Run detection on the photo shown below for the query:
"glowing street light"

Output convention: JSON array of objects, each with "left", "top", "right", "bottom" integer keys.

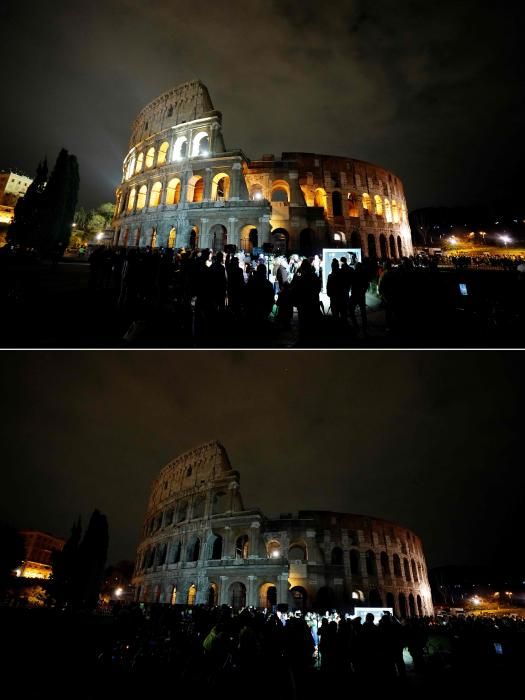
[
  {"left": 449, "top": 236, "right": 458, "bottom": 246},
  {"left": 115, "top": 587, "right": 123, "bottom": 598},
  {"left": 96, "top": 232, "right": 104, "bottom": 241},
  {"left": 500, "top": 234, "right": 511, "bottom": 248}
]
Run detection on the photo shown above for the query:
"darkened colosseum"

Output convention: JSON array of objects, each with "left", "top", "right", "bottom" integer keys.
[
  {"left": 133, "top": 441, "right": 432, "bottom": 617},
  {"left": 113, "top": 80, "right": 413, "bottom": 258}
]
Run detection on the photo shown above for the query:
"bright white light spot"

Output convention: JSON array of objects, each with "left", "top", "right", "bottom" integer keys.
[
  {"left": 115, "top": 587, "right": 123, "bottom": 597},
  {"left": 201, "top": 150, "right": 209, "bottom": 157},
  {"left": 96, "top": 232, "right": 104, "bottom": 240},
  {"left": 271, "top": 550, "right": 280, "bottom": 558},
  {"left": 254, "top": 192, "right": 263, "bottom": 200}
]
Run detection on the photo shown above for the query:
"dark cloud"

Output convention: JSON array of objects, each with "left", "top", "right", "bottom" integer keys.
[
  {"left": 2, "top": 351, "right": 523, "bottom": 570},
  {"left": 2, "top": 1, "right": 523, "bottom": 209}
]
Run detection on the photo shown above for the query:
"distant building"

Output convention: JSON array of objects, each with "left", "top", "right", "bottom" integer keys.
[
  {"left": 0, "top": 171, "right": 33, "bottom": 231},
  {"left": 133, "top": 441, "right": 433, "bottom": 617},
  {"left": 18, "top": 530, "right": 65, "bottom": 579}
]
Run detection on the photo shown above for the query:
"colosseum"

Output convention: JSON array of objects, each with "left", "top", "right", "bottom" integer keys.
[
  {"left": 133, "top": 441, "right": 433, "bottom": 618},
  {"left": 113, "top": 80, "right": 413, "bottom": 258}
]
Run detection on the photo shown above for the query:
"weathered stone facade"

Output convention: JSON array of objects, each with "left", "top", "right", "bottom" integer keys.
[
  {"left": 113, "top": 80, "right": 413, "bottom": 258},
  {"left": 133, "top": 441, "right": 432, "bottom": 617}
]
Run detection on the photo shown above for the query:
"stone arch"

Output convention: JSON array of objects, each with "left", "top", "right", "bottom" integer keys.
[
  {"left": 271, "top": 180, "right": 290, "bottom": 203},
  {"left": 385, "top": 198, "right": 393, "bottom": 223},
  {"left": 157, "top": 141, "right": 169, "bottom": 165},
  {"left": 379, "top": 234, "right": 388, "bottom": 259},
  {"left": 127, "top": 188, "right": 136, "bottom": 212},
  {"left": 316, "top": 586, "right": 337, "bottom": 610},
  {"left": 380, "top": 552, "right": 390, "bottom": 576},
  {"left": 389, "top": 234, "right": 396, "bottom": 258},
  {"left": 230, "top": 581, "right": 246, "bottom": 609},
  {"left": 208, "top": 583, "right": 218, "bottom": 606},
  {"left": 392, "top": 200, "right": 399, "bottom": 223},
  {"left": 211, "top": 172, "right": 230, "bottom": 200},
  {"left": 149, "top": 181, "right": 162, "bottom": 207},
  {"left": 189, "top": 226, "right": 199, "bottom": 250},
  {"left": 170, "top": 585, "right": 177, "bottom": 605},
  {"left": 126, "top": 154, "right": 136, "bottom": 180},
  {"left": 166, "top": 178, "right": 181, "bottom": 205},
  {"left": 288, "top": 543, "right": 307, "bottom": 561},
  {"left": 145, "top": 147, "right": 156, "bottom": 169},
  {"left": 136, "top": 185, "right": 147, "bottom": 210},
  {"left": 393, "top": 554, "right": 402, "bottom": 578},
  {"left": 187, "top": 176, "right": 204, "bottom": 203},
  {"left": 348, "top": 193, "right": 359, "bottom": 217},
  {"left": 398, "top": 592, "right": 407, "bottom": 618},
  {"left": 192, "top": 494, "right": 206, "bottom": 519},
  {"left": 173, "top": 136, "right": 188, "bottom": 161},
  {"left": 397, "top": 236, "right": 403, "bottom": 257},
  {"left": 250, "top": 184, "right": 264, "bottom": 200},
  {"left": 170, "top": 540, "right": 181, "bottom": 564},
  {"left": 416, "top": 594, "right": 423, "bottom": 617},
  {"left": 135, "top": 152, "right": 144, "bottom": 173},
  {"left": 331, "top": 546, "right": 344, "bottom": 566},
  {"left": 314, "top": 187, "right": 328, "bottom": 210},
  {"left": 352, "top": 589, "right": 365, "bottom": 602},
  {"left": 176, "top": 500, "right": 188, "bottom": 523},
  {"left": 367, "top": 233, "right": 377, "bottom": 258},
  {"left": 366, "top": 550, "right": 377, "bottom": 576},
  {"left": 259, "top": 582, "right": 277, "bottom": 608},
  {"left": 210, "top": 533, "right": 223, "bottom": 560},
  {"left": 271, "top": 228, "right": 289, "bottom": 254},
  {"left": 235, "top": 534, "right": 249, "bottom": 559},
  {"left": 411, "top": 559, "right": 418, "bottom": 582},
  {"left": 332, "top": 190, "right": 343, "bottom": 217},
  {"left": 299, "top": 228, "right": 314, "bottom": 256},
  {"left": 156, "top": 542, "right": 167, "bottom": 566},
  {"left": 187, "top": 537, "right": 201, "bottom": 562},
  {"left": 168, "top": 228, "right": 177, "bottom": 249},
  {"left": 192, "top": 131, "right": 210, "bottom": 157},
  {"left": 212, "top": 491, "right": 229, "bottom": 515},
  {"left": 362, "top": 193, "right": 371, "bottom": 214},
  {"left": 290, "top": 586, "right": 307, "bottom": 611},
  {"left": 209, "top": 223, "right": 228, "bottom": 250},
  {"left": 333, "top": 231, "right": 346, "bottom": 247},
  {"left": 350, "top": 548, "right": 360, "bottom": 575},
  {"left": 369, "top": 589, "right": 383, "bottom": 607},
  {"left": 374, "top": 195, "right": 383, "bottom": 216},
  {"left": 187, "top": 584, "right": 197, "bottom": 606},
  {"left": 408, "top": 593, "right": 416, "bottom": 617},
  {"left": 266, "top": 539, "right": 281, "bottom": 558},
  {"left": 403, "top": 558, "right": 411, "bottom": 582},
  {"left": 350, "top": 230, "right": 361, "bottom": 248},
  {"left": 386, "top": 591, "right": 395, "bottom": 612}
]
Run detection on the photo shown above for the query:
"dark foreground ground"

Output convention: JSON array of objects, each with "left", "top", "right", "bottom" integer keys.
[
  {"left": 1, "top": 259, "right": 525, "bottom": 348},
  {"left": 3, "top": 607, "right": 523, "bottom": 699}
]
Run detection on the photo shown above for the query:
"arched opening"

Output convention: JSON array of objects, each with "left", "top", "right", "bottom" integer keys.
[
  {"left": 189, "top": 227, "right": 199, "bottom": 250},
  {"left": 208, "top": 583, "right": 218, "bottom": 606},
  {"left": 348, "top": 193, "right": 359, "bottom": 217},
  {"left": 397, "top": 236, "right": 403, "bottom": 257},
  {"left": 170, "top": 586, "right": 177, "bottom": 605},
  {"left": 393, "top": 554, "right": 402, "bottom": 578},
  {"left": 332, "top": 191, "right": 343, "bottom": 217},
  {"left": 135, "top": 152, "right": 144, "bottom": 173},
  {"left": 249, "top": 228, "right": 258, "bottom": 250},
  {"left": 333, "top": 231, "right": 346, "bottom": 248},
  {"left": 331, "top": 547, "right": 344, "bottom": 566},
  {"left": 366, "top": 550, "right": 377, "bottom": 576},
  {"left": 386, "top": 592, "right": 395, "bottom": 612},
  {"left": 385, "top": 199, "right": 393, "bottom": 223},
  {"left": 374, "top": 195, "right": 383, "bottom": 216},
  {"left": 154, "top": 585, "right": 161, "bottom": 603},
  {"left": 379, "top": 234, "right": 388, "bottom": 259},
  {"left": 187, "top": 176, "right": 204, "bottom": 203},
  {"left": 314, "top": 187, "right": 328, "bottom": 210},
  {"left": 316, "top": 586, "right": 336, "bottom": 610},
  {"left": 362, "top": 193, "right": 371, "bottom": 215},
  {"left": 380, "top": 552, "right": 390, "bottom": 576},
  {"left": 250, "top": 185, "right": 264, "bottom": 201},
  {"left": 235, "top": 534, "right": 249, "bottom": 559},
  {"left": 288, "top": 543, "right": 307, "bottom": 561},
  {"left": 352, "top": 590, "right": 365, "bottom": 602},
  {"left": 157, "top": 543, "right": 167, "bottom": 565},
  {"left": 350, "top": 230, "right": 361, "bottom": 249},
  {"left": 299, "top": 228, "right": 314, "bottom": 257},
  {"left": 411, "top": 560, "right": 418, "bottom": 582},
  {"left": 263, "top": 584, "right": 277, "bottom": 608},
  {"left": 399, "top": 592, "right": 407, "bottom": 618},
  {"left": 157, "top": 141, "right": 169, "bottom": 166},
  {"left": 187, "top": 537, "right": 201, "bottom": 562},
  {"left": 404, "top": 558, "right": 411, "bottom": 582},
  {"left": 192, "top": 495, "right": 206, "bottom": 519},
  {"left": 170, "top": 541, "right": 181, "bottom": 564},
  {"left": 350, "top": 549, "right": 360, "bottom": 575},
  {"left": 192, "top": 132, "right": 210, "bottom": 157},
  {"left": 271, "top": 228, "right": 289, "bottom": 254},
  {"left": 145, "top": 147, "right": 156, "bottom": 169},
  {"left": 271, "top": 187, "right": 289, "bottom": 203},
  {"left": 209, "top": 223, "right": 228, "bottom": 250},
  {"left": 408, "top": 593, "right": 416, "bottom": 617},
  {"left": 176, "top": 501, "right": 188, "bottom": 523},
  {"left": 173, "top": 136, "right": 188, "bottom": 161},
  {"left": 149, "top": 182, "right": 162, "bottom": 207},
  {"left": 367, "top": 233, "right": 377, "bottom": 258},
  {"left": 369, "top": 589, "right": 383, "bottom": 607},
  {"left": 187, "top": 584, "right": 197, "bottom": 606},
  {"left": 126, "top": 154, "right": 136, "bottom": 180},
  {"left": 211, "top": 173, "right": 230, "bottom": 200},
  {"left": 266, "top": 540, "right": 281, "bottom": 559},
  {"left": 212, "top": 491, "right": 229, "bottom": 515},
  {"left": 127, "top": 188, "right": 136, "bottom": 212},
  {"left": 166, "top": 178, "right": 181, "bottom": 205},
  {"left": 290, "top": 586, "right": 307, "bottom": 611},
  {"left": 389, "top": 235, "right": 396, "bottom": 258},
  {"left": 168, "top": 228, "right": 177, "bottom": 249},
  {"left": 416, "top": 594, "right": 423, "bottom": 617},
  {"left": 230, "top": 582, "right": 246, "bottom": 609},
  {"left": 391, "top": 200, "right": 399, "bottom": 223},
  {"left": 164, "top": 508, "right": 174, "bottom": 526},
  {"left": 136, "top": 185, "right": 147, "bottom": 210},
  {"left": 210, "top": 534, "right": 223, "bottom": 560}
]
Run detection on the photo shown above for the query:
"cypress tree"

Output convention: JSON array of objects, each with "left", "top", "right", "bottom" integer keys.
[
  {"left": 73, "top": 509, "right": 109, "bottom": 610},
  {"left": 50, "top": 517, "right": 81, "bottom": 607},
  {"left": 7, "top": 159, "right": 48, "bottom": 248},
  {"left": 40, "top": 149, "right": 80, "bottom": 254}
]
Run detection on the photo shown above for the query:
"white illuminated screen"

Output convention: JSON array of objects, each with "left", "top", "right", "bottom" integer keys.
[
  {"left": 353, "top": 607, "right": 394, "bottom": 624},
  {"left": 321, "top": 248, "right": 362, "bottom": 292}
]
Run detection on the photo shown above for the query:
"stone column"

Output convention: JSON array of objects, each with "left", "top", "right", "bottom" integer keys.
[
  {"left": 227, "top": 217, "right": 238, "bottom": 247},
  {"left": 249, "top": 522, "right": 260, "bottom": 558},
  {"left": 223, "top": 526, "right": 233, "bottom": 559},
  {"left": 259, "top": 215, "right": 271, "bottom": 245},
  {"left": 277, "top": 573, "right": 289, "bottom": 605},
  {"left": 204, "top": 168, "right": 213, "bottom": 201},
  {"left": 288, "top": 171, "right": 305, "bottom": 206},
  {"left": 230, "top": 162, "right": 242, "bottom": 201},
  {"left": 247, "top": 575, "right": 257, "bottom": 607},
  {"left": 219, "top": 575, "right": 229, "bottom": 605}
]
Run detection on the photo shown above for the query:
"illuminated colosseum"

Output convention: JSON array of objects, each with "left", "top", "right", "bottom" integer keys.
[
  {"left": 113, "top": 81, "right": 413, "bottom": 258},
  {"left": 132, "top": 441, "right": 432, "bottom": 617}
]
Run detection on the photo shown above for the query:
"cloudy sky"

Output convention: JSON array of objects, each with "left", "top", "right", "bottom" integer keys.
[
  {"left": 2, "top": 1, "right": 523, "bottom": 210},
  {"left": 2, "top": 351, "right": 523, "bottom": 570}
]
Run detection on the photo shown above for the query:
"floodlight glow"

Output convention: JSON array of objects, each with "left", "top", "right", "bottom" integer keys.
[
  {"left": 271, "top": 549, "right": 280, "bottom": 558},
  {"left": 254, "top": 192, "right": 263, "bottom": 200},
  {"left": 115, "top": 587, "right": 123, "bottom": 597},
  {"left": 500, "top": 235, "right": 511, "bottom": 244},
  {"left": 96, "top": 232, "right": 104, "bottom": 240},
  {"left": 201, "top": 150, "right": 209, "bottom": 157}
]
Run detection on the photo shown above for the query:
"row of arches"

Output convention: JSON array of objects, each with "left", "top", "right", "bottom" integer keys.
[
  {"left": 139, "top": 532, "right": 253, "bottom": 571},
  {"left": 124, "top": 132, "right": 211, "bottom": 179},
  {"left": 347, "top": 549, "right": 424, "bottom": 584},
  {"left": 122, "top": 172, "right": 230, "bottom": 213},
  {"left": 311, "top": 188, "right": 404, "bottom": 224},
  {"left": 143, "top": 492, "right": 232, "bottom": 535}
]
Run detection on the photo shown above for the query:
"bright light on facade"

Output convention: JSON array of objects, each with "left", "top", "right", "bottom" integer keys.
[
  {"left": 115, "top": 587, "right": 123, "bottom": 597},
  {"left": 271, "top": 550, "right": 280, "bottom": 558}
]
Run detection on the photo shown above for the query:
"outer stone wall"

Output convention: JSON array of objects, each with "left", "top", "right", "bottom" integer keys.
[
  {"left": 133, "top": 441, "right": 433, "bottom": 617},
  {"left": 113, "top": 81, "right": 413, "bottom": 258}
]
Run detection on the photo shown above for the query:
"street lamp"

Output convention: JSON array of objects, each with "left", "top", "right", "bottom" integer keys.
[{"left": 500, "top": 235, "right": 511, "bottom": 248}]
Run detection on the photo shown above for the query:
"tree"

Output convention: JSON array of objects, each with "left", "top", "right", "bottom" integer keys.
[
  {"left": 73, "top": 509, "right": 109, "bottom": 610},
  {"left": 86, "top": 213, "right": 107, "bottom": 238},
  {"left": 40, "top": 148, "right": 80, "bottom": 254},
  {"left": 7, "top": 159, "right": 48, "bottom": 248},
  {"left": 97, "top": 202, "right": 115, "bottom": 228},
  {"left": 49, "top": 517, "right": 81, "bottom": 607},
  {"left": 0, "top": 523, "right": 25, "bottom": 593}
]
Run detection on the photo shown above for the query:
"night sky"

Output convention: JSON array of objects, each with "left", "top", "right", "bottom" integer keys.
[
  {"left": 2, "top": 351, "right": 523, "bottom": 571},
  {"left": 2, "top": 1, "right": 524, "bottom": 211}
]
